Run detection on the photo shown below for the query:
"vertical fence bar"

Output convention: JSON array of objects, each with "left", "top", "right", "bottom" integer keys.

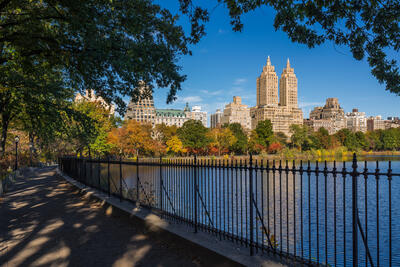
[
  {"left": 375, "top": 161, "right": 380, "bottom": 267},
  {"left": 324, "top": 160, "right": 328, "bottom": 266},
  {"left": 388, "top": 161, "right": 392, "bottom": 267},
  {"left": 249, "top": 154, "right": 254, "bottom": 256},
  {"left": 119, "top": 156, "right": 123, "bottom": 202},
  {"left": 98, "top": 157, "right": 101, "bottom": 190},
  {"left": 363, "top": 161, "right": 368, "bottom": 267},
  {"left": 333, "top": 161, "right": 337, "bottom": 267},
  {"left": 316, "top": 160, "right": 320, "bottom": 264},
  {"left": 194, "top": 155, "right": 198, "bottom": 233},
  {"left": 107, "top": 157, "right": 111, "bottom": 196},
  {"left": 137, "top": 157, "right": 139, "bottom": 203},
  {"left": 160, "top": 156, "right": 163, "bottom": 211},
  {"left": 352, "top": 153, "right": 358, "bottom": 267}
]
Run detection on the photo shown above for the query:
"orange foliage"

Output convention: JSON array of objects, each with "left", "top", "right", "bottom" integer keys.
[
  {"left": 107, "top": 120, "right": 163, "bottom": 157},
  {"left": 268, "top": 142, "right": 283, "bottom": 154}
]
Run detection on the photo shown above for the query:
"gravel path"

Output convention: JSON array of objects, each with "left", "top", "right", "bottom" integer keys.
[{"left": 0, "top": 167, "right": 240, "bottom": 267}]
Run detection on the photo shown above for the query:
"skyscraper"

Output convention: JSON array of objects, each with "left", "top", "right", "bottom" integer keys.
[
  {"left": 279, "top": 59, "right": 298, "bottom": 108},
  {"left": 256, "top": 56, "right": 279, "bottom": 107},
  {"left": 251, "top": 57, "right": 303, "bottom": 137}
]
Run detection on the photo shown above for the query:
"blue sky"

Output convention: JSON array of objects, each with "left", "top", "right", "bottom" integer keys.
[{"left": 127, "top": 2, "right": 399, "bottom": 124}]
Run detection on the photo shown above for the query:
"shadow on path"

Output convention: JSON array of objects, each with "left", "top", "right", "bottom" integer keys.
[{"left": 0, "top": 167, "right": 240, "bottom": 267}]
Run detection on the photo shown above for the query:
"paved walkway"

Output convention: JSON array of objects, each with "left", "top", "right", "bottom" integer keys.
[{"left": 0, "top": 167, "right": 240, "bottom": 267}]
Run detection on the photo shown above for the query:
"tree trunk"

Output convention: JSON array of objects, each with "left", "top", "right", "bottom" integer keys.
[{"left": 0, "top": 115, "right": 10, "bottom": 157}]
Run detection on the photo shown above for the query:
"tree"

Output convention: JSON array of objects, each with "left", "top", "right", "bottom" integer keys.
[
  {"left": 179, "top": 0, "right": 400, "bottom": 96},
  {"left": 268, "top": 142, "right": 283, "bottom": 154},
  {"left": 166, "top": 135, "right": 187, "bottom": 155},
  {"left": 0, "top": 58, "right": 71, "bottom": 156},
  {"left": 177, "top": 120, "right": 210, "bottom": 154},
  {"left": 313, "top": 127, "right": 339, "bottom": 150},
  {"left": 65, "top": 101, "right": 118, "bottom": 157},
  {"left": 107, "top": 120, "right": 158, "bottom": 157},
  {"left": 225, "top": 123, "right": 248, "bottom": 154},
  {"left": 290, "top": 125, "right": 308, "bottom": 151},
  {"left": 382, "top": 128, "right": 400, "bottom": 151},
  {"left": 207, "top": 128, "right": 237, "bottom": 156},
  {"left": 274, "top": 132, "right": 288, "bottom": 146},
  {"left": 154, "top": 124, "right": 178, "bottom": 145},
  {"left": 248, "top": 131, "right": 264, "bottom": 154},
  {"left": 366, "top": 130, "right": 384, "bottom": 151},
  {"left": 254, "top": 120, "right": 274, "bottom": 148},
  {"left": 0, "top": 0, "right": 208, "bottom": 113}
]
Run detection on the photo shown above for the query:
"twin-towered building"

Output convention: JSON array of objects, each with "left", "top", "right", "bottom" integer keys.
[
  {"left": 250, "top": 57, "right": 303, "bottom": 136},
  {"left": 210, "top": 57, "right": 303, "bottom": 136}
]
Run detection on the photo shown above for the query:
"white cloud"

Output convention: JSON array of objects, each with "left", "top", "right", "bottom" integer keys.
[
  {"left": 201, "top": 89, "right": 223, "bottom": 96},
  {"left": 233, "top": 78, "right": 247, "bottom": 85},
  {"left": 177, "top": 95, "right": 203, "bottom": 103},
  {"left": 298, "top": 101, "right": 324, "bottom": 108}
]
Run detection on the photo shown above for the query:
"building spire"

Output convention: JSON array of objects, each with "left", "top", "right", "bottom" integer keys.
[
  {"left": 267, "top": 56, "right": 271, "bottom": 66},
  {"left": 286, "top": 58, "right": 290, "bottom": 68}
]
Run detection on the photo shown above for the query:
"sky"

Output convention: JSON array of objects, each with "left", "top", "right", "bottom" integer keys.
[{"left": 125, "top": 2, "right": 400, "bottom": 125}]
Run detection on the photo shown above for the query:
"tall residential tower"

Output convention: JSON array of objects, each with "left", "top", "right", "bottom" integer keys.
[
  {"left": 251, "top": 57, "right": 303, "bottom": 137},
  {"left": 279, "top": 59, "right": 298, "bottom": 108},
  {"left": 257, "top": 56, "right": 279, "bottom": 107}
]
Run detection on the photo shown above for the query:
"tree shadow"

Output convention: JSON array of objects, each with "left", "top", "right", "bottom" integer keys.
[{"left": 0, "top": 167, "right": 240, "bottom": 267}]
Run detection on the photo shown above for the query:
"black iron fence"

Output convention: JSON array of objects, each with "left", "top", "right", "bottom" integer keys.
[{"left": 59, "top": 154, "right": 399, "bottom": 266}]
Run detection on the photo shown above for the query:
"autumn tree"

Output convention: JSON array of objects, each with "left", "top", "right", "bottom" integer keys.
[
  {"left": 207, "top": 128, "right": 237, "bottom": 156},
  {"left": 224, "top": 123, "right": 248, "bottom": 154},
  {"left": 166, "top": 135, "right": 187, "bottom": 155},
  {"left": 154, "top": 124, "right": 178, "bottom": 145},
  {"left": 107, "top": 120, "right": 158, "bottom": 157}
]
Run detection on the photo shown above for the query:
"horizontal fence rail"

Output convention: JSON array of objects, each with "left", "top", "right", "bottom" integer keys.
[{"left": 59, "top": 154, "right": 399, "bottom": 266}]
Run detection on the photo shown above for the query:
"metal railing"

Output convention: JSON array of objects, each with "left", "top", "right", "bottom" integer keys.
[{"left": 59, "top": 154, "right": 399, "bottom": 266}]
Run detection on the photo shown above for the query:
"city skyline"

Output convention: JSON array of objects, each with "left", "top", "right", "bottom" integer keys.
[
  {"left": 140, "top": 55, "right": 398, "bottom": 127},
  {"left": 144, "top": 1, "right": 399, "bottom": 123}
]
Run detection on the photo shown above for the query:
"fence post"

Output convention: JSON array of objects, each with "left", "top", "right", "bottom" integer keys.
[
  {"left": 119, "top": 156, "right": 123, "bottom": 202},
  {"left": 194, "top": 155, "right": 198, "bottom": 233},
  {"left": 98, "top": 157, "right": 101, "bottom": 190},
  {"left": 249, "top": 153, "right": 254, "bottom": 256},
  {"left": 352, "top": 153, "right": 358, "bottom": 267},
  {"left": 136, "top": 156, "right": 140, "bottom": 204},
  {"left": 84, "top": 158, "right": 87, "bottom": 185},
  {"left": 159, "top": 156, "right": 163, "bottom": 211},
  {"left": 107, "top": 157, "right": 111, "bottom": 197}
]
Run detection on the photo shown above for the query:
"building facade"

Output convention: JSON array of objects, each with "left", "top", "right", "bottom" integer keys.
[
  {"left": 155, "top": 109, "right": 188, "bottom": 127},
  {"left": 310, "top": 98, "right": 345, "bottom": 120},
  {"left": 367, "top": 116, "right": 385, "bottom": 131},
  {"left": 124, "top": 85, "right": 156, "bottom": 125},
  {"left": 221, "top": 96, "right": 251, "bottom": 129},
  {"left": 185, "top": 104, "right": 207, "bottom": 127},
  {"left": 345, "top": 108, "right": 367, "bottom": 132},
  {"left": 304, "top": 118, "right": 346, "bottom": 135},
  {"left": 75, "top": 89, "right": 116, "bottom": 115},
  {"left": 210, "top": 109, "right": 223, "bottom": 128},
  {"left": 307, "top": 98, "right": 346, "bottom": 134},
  {"left": 250, "top": 57, "right": 303, "bottom": 137}
]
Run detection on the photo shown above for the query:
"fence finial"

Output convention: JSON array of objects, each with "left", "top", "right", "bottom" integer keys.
[{"left": 352, "top": 152, "right": 357, "bottom": 169}]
